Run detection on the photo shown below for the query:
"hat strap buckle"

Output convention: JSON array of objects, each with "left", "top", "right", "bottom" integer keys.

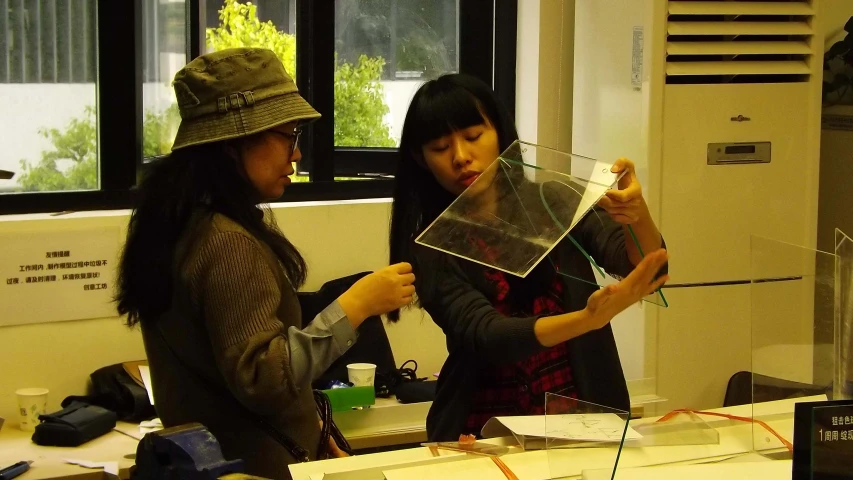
[{"left": 217, "top": 91, "right": 255, "bottom": 113}]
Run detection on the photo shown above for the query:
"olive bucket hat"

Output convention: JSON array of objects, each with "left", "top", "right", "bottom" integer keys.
[{"left": 170, "top": 47, "right": 320, "bottom": 151}]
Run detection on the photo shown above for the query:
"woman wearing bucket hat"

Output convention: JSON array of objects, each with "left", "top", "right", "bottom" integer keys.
[{"left": 116, "top": 48, "right": 415, "bottom": 478}]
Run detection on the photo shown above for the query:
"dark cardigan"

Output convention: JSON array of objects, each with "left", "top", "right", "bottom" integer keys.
[{"left": 415, "top": 186, "right": 666, "bottom": 441}]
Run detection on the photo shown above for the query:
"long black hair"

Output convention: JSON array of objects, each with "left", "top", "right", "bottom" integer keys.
[
  {"left": 388, "top": 74, "right": 523, "bottom": 321},
  {"left": 116, "top": 139, "right": 307, "bottom": 327}
]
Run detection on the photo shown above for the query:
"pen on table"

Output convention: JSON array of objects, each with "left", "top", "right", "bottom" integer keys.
[{"left": 0, "top": 460, "right": 33, "bottom": 480}]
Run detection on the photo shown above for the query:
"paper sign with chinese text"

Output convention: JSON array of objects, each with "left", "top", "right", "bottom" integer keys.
[{"left": 0, "top": 228, "right": 121, "bottom": 326}]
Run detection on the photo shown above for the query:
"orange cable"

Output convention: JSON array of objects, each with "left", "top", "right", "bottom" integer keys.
[{"left": 656, "top": 409, "right": 793, "bottom": 452}]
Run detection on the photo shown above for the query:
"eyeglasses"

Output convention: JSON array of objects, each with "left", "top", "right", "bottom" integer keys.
[{"left": 269, "top": 126, "right": 302, "bottom": 154}]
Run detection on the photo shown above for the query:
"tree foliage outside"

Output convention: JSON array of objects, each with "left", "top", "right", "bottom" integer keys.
[
  {"left": 334, "top": 53, "right": 395, "bottom": 148},
  {"left": 17, "top": 106, "right": 179, "bottom": 192},
  {"left": 206, "top": 0, "right": 297, "bottom": 76},
  {"left": 18, "top": 0, "right": 394, "bottom": 192}
]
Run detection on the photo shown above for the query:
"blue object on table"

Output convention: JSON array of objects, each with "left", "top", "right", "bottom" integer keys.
[
  {"left": 0, "top": 461, "right": 32, "bottom": 480},
  {"left": 324, "top": 380, "right": 351, "bottom": 389},
  {"left": 131, "top": 423, "right": 243, "bottom": 480}
]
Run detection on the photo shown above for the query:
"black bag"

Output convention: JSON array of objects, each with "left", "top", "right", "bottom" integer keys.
[
  {"left": 299, "top": 272, "right": 397, "bottom": 393},
  {"left": 64, "top": 361, "right": 156, "bottom": 422},
  {"left": 32, "top": 401, "right": 117, "bottom": 446}
]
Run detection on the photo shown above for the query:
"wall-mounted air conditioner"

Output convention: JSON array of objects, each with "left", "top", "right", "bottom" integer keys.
[{"left": 572, "top": 0, "right": 823, "bottom": 412}]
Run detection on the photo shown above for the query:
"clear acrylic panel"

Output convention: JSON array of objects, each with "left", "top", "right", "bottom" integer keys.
[
  {"left": 835, "top": 229, "right": 853, "bottom": 400},
  {"left": 545, "top": 393, "right": 628, "bottom": 480},
  {"left": 750, "top": 234, "right": 841, "bottom": 455},
  {"left": 415, "top": 140, "right": 668, "bottom": 306}
]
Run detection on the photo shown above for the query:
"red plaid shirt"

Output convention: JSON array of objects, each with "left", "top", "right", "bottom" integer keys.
[{"left": 463, "top": 266, "right": 578, "bottom": 435}]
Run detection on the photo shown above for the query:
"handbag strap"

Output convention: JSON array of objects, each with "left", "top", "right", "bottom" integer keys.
[
  {"left": 314, "top": 390, "right": 354, "bottom": 456},
  {"left": 153, "top": 323, "right": 312, "bottom": 462}
]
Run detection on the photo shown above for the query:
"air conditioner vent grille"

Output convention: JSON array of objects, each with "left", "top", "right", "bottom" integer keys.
[{"left": 666, "top": 1, "right": 815, "bottom": 84}]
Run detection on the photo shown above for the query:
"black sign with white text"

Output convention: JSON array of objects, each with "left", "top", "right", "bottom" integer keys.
[{"left": 794, "top": 400, "right": 853, "bottom": 480}]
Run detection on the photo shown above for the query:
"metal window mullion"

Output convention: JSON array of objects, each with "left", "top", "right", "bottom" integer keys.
[
  {"left": 458, "top": 0, "right": 493, "bottom": 86},
  {"left": 493, "top": 0, "right": 517, "bottom": 119},
  {"left": 297, "top": 0, "right": 334, "bottom": 183},
  {"left": 187, "top": 0, "right": 204, "bottom": 60},
  {"left": 97, "top": 0, "right": 142, "bottom": 191}
]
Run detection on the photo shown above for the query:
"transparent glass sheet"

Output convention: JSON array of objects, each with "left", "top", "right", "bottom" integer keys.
[
  {"left": 750, "top": 235, "right": 841, "bottom": 455},
  {"left": 415, "top": 140, "right": 667, "bottom": 306},
  {"left": 836, "top": 229, "right": 853, "bottom": 401},
  {"left": 545, "top": 393, "right": 628, "bottom": 480}
]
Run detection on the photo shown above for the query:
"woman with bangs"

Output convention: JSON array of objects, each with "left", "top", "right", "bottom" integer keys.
[{"left": 387, "top": 73, "right": 670, "bottom": 442}]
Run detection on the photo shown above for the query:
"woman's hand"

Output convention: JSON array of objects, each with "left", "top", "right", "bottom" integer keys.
[
  {"left": 583, "top": 249, "right": 669, "bottom": 330},
  {"left": 337, "top": 263, "right": 416, "bottom": 327},
  {"left": 327, "top": 435, "right": 350, "bottom": 458},
  {"left": 598, "top": 158, "right": 648, "bottom": 225},
  {"left": 534, "top": 249, "right": 668, "bottom": 347},
  {"left": 319, "top": 418, "right": 350, "bottom": 458}
]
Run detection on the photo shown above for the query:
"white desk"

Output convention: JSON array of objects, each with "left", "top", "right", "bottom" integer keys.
[
  {"left": 333, "top": 397, "right": 430, "bottom": 450},
  {"left": 337, "top": 390, "right": 667, "bottom": 451},
  {"left": 291, "top": 396, "right": 820, "bottom": 480},
  {"left": 0, "top": 422, "right": 139, "bottom": 480},
  {"left": 580, "top": 458, "right": 792, "bottom": 480},
  {"left": 0, "top": 396, "right": 424, "bottom": 479}
]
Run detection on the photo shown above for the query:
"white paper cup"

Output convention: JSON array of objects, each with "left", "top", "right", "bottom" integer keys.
[
  {"left": 16, "top": 388, "right": 49, "bottom": 432},
  {"left": 347, "top": 363, "right": 377, "bottom": 387}
]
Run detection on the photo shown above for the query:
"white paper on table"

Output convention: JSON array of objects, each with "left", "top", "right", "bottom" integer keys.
[
  {"left": 63, "top": 459, "right": 119, "bottom": 476},
  {"left": 140, "top": 418, "right": 162, "bottom": 428},
  {"left": 140, "top": 417, "right": 163, "bottom": 435},
  {"left": 113, "top": 419, "right": 162, "bottom": 440},
  {"left": 482, "top": 414, "right": 641, "bottom": 442},
  {"left": 138, "top": 365, "right": 155, "bottom": 405}
]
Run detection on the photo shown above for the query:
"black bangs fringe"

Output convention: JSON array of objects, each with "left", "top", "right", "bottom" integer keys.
[{"left": 409, "top": 84, "right": 488, "bottom": 146}]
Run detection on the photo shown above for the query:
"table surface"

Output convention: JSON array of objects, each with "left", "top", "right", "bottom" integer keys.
[
  {"left": 0, "top": 421, "right": 138, "bottom": 480},
  {"left": 0, "top": 397, "right": 428, "bottom": 480},
  {"left": 290, "top": 395, "right": 823, "bottom": 480},
  {"left": 1, "top": 395, "right": 815, "bottom": 480}
]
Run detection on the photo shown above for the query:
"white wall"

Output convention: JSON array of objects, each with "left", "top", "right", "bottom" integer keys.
[
  {"left": 515, "top": 0, "right": 540, "bottom": 144},
  {"left": 817, "top": 0, "right": 853, "bottom": 252},
  {"left": 820, "top": 1, "right": 853, "bottom": 47},
  {"left": 517, "top": 0, "right": 648, "bottom": 382},
  {"left": 0, "top": 200, "right": 448, "bottom": 423},
  {"left": 569, "top": 0, "right": 649, "bottom": 382}
]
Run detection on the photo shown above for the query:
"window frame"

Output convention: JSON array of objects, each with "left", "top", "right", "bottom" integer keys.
[{"left": 0, "top": 0, "right": 517, "bottom": 215}]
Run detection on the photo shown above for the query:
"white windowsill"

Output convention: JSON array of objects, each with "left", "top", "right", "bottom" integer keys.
[{"left": 0, "top": 197, "right": 393, "bottom": 223}]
